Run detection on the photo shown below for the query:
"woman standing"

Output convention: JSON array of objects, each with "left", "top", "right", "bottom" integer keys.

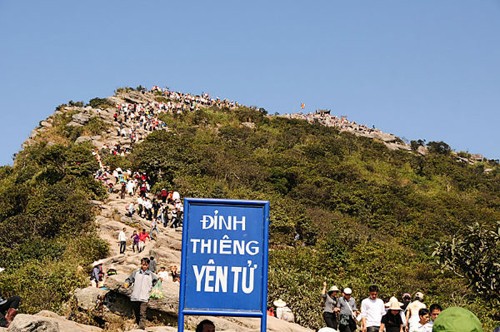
[
  {"left": 380, "top": 299, "right": 404, "bottom": 332},
  {"left": 322, "top": 281, "right": 340, "bottom": 329}
]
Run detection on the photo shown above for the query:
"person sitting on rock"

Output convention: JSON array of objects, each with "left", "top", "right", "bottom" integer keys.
[{"left": 0, "top": 288, "right": 20, "bottom": 328}]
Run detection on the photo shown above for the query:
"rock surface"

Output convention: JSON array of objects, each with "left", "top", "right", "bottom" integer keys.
[
  {"left": 20, "top": 90, "right": 320, "bottom": 331},
  {"left": 8, "top": 311, "right": 102, "bottom": 332}
]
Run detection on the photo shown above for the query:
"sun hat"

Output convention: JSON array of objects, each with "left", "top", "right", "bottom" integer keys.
[
  {"left": 385, "top": 296, "right": 403, "bottom": 307},
  {"left": 414, "top": 291, "right": 424, "bottom": 300},
  {"left": 273, "top": 299, "right": 287, "bottom": 307},
  {"left": 92, "top": 259, "right": 106, "bottom": 267},
  {"left": 343, "top": 287, "right": 352, "bottom": 295},
  {"left": 402, "top": 293, "right": 411, "bottom": 299},
  {"left": 328, "top": 286, "right": 340, "bottom": 293},
  {"left": 432, "top": 307, "right": 483, "bottom": 332},
  {"left": 387, "top": 301, "right": 402, "bottom": 311}
]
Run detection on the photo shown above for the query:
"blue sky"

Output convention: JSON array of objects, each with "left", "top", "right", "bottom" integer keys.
[{"left": 1, "top": 1, "right": 499, "bottom": 165}]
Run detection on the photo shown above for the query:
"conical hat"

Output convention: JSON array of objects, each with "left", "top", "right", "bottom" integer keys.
[
  {"left": 385, "top": 296, "right": 403, "bottom": 307},
  {"left": 387, "top": 301, "right": 402, "bottom": 310},
  {"left": 273, "top": 299, "right": 287, "bottom": 307},
  {"left": 328, "top": 286, "right": 340, "bottom": 293}
]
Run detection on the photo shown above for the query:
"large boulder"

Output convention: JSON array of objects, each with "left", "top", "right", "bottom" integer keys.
[
  {"left": 72, "top": 113, "right": 91, "bottom": 125},
  {"left": 9, "top": 311, "right": 102, "bottom": 332},
  {"left": 75, "top": 136, "right": 92, "bottom": 144},
  {"left": 74, "top": 287, "right": 109, "bottom": 311},
  {"left": 104, "top": 274, "right": 179, "bottom": 317}
]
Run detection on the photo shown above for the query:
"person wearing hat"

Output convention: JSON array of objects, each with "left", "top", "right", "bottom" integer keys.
[
  {"left": 406, "top": 292, "right": 426, "bottom": 332},
  {"left": 335, "top": 288, "right": 359, "bottom": 332},
  {"left": 90, "top": 260, "right": 105, "bottom": 288},
  {"left": 401, "top": 293, "right": 412, "bottom": 312},
  {"left": 274, "top": 299, "right": 294, "bottom": 322},
  {"left": 322, "top": 281, "right": 340, "bottom": 329},
  {"left": 380, "top": 298, "right": 404, "bottom": 332},
  {"left": 431, "top": 307, "right": 483, "bottom": 332}
]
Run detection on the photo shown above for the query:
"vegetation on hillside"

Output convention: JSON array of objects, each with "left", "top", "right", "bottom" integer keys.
[
  {"left": 0, "top": 141, "right": 109, "bottom": 313},
  {"left": 0, "top": 96, "right": 498, "bottom": 329}
]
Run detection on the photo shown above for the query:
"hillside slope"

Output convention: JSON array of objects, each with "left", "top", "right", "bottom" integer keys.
[{"left": 1, "top": 86, "right": 498, "bottom": 330}]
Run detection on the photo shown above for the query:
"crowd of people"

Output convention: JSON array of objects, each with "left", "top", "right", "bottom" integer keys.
[
  {"left": 319, "top": 283, "right": 485, "bottom": 332},
  {"left": 281, "top": 110, "right": 401, "bottom": 144},
  {"left": 94, "top": 166, "right": 184, "bottom": 229},
  {"left": 110, "top": 86, "right": 240, "bottom": 150},
  {"left": 87, "top": 87, "right": 490, "bottom": 331}
]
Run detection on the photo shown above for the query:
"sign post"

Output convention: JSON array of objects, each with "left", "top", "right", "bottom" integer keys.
[{"left": 178, "top": 198, "right": 270, "bottom": 332}]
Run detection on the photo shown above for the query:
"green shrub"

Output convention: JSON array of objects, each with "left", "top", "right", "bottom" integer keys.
[
  {"left": 88, "top": 97, "right": 114, "bottom": 109},
  {"left": 84, "top": 117, "right": 108, "bottom": 135}
]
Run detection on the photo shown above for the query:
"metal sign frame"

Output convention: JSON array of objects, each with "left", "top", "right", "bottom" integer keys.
[{"left": 177, "top": 198, "right": 270, "bottom": 332}]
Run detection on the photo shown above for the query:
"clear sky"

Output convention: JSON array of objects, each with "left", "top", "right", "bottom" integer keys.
[{"left": 1, "top": 1, "right": 499, "bottom": 165}]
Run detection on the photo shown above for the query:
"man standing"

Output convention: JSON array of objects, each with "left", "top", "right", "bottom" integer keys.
[
  {"left": 428, "top": 303, "right": 442, "bottom": 329},
  {"left": 124, "top": 257, "right": 158, "bottom": 330},
  {"left": 414, "top": 308, "right": 432, "bottom": 332},
  {"left": 406, "top": 292, "right": 426, "bottom": 332},
  {"left": 149, "top": 256, "right": 157, "bottom": 273},
  {"left": 118, "top": 228, "right": 127, "bottom": 254},
  {"left": 335, "top": 288, "right": 359, "bottom": 332},
  {"left": 360, "top": 285, "right": 386, "bottom": 332}
]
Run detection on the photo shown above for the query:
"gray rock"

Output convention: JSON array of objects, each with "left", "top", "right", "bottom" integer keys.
[
  {"left": 67, "top": 121, "right": 84, "bottom": 127},
  {"left": 75, "top": 136, "right": 92, "bottom": 144},
  {"left": 9, "top": 311, "right": 102, "bottom": 332},
  {"left": 8, "top": 314, "right": 59, "bottom": 332},
  {"left": 74, "top": 287, "right": 109, "bottom": 311},
  {"left": 72, "top": 113, "right": 91, "bottom": 125},
  {"left": 104, "top": 275, "right": 179, "bottom": 316},
  {"left": 40, "top": 121, "right": 53, "bottom": 128}
]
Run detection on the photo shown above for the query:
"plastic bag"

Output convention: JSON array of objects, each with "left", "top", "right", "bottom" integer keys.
[{"left": 150, "top": 280, "right": 163, "bottom": 299}]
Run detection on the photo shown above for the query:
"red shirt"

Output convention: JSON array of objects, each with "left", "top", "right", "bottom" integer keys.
[{"left": 139, "top": 232, "right": 150, "bottom": 242}]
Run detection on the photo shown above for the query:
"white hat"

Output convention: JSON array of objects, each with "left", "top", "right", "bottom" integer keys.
[
  {"left": 343, "top": 288, "right": 352, "bottom": 295},
  {"left": 92, "top": 259, "right": 106, "bottom": 267},
  {"left": 414, "top": 292, "right": 424, "bottom": 300},
  {"left": 273, "top": 299, "right": 287, "bottom": 307},
  {"left": 385, "top": 296, "right": 403, "bottom": 307},
  {"left": 387, "top": 301, "right": 402, "bottom": 310},
  {"left": 328, "top": 286, "right": 340, "bottom": 293},
  {"left": 0, "top": 267, "right": 4, "bottom": 273}
]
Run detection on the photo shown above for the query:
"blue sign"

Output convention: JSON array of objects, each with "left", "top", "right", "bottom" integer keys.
[{"left": 178, "top": 198, "right": 270, "bottom": 331}]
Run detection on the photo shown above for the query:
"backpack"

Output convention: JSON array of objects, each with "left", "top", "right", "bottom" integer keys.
[{"left": 281, "top": 307, "right": 295, "bottom": 323}]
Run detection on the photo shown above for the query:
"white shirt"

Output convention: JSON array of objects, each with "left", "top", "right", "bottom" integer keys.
[
  {"left": 118, "top": 230, "right": 126, "bottom": 242},
  {"left": 407, "top": 301, "right": 426, "bottom": 329},
  {"left": 414, "top": 322, "right": 432, "bottom": 332},
  {"left": 361, "top": 297, "right": 386, "bottom": 327}
]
